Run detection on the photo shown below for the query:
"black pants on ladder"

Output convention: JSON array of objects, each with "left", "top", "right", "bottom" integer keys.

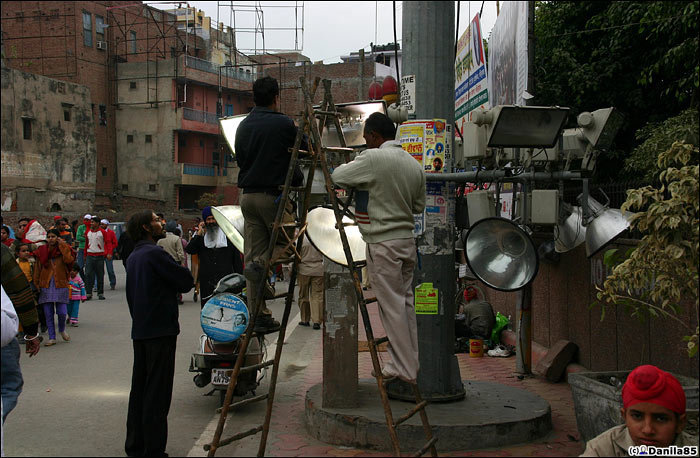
[{"left": 125, "top": 335, "right": 177, "bottom": 457}]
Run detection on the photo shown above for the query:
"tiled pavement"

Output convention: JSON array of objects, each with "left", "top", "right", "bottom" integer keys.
[{"left": 260, "top": 303, "right": 585, "bottom": 457}]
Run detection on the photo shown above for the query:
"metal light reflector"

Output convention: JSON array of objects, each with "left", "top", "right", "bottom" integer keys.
[
  {"left": 465, "top": 217, "right": 539, "bottom": 292},
  {"left": 306, "top": 207, "right": 366, "bottom": 266},
  {"left": 219, "top": 114, "right": 247, "bottom": 156},
  {"left": 211, "top": 205, "right": 245, "bottom": 253}
]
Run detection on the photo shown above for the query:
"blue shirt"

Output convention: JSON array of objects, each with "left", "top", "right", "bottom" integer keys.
[{"left": 125, "top": 240, "right": 194, "bottom": 340}]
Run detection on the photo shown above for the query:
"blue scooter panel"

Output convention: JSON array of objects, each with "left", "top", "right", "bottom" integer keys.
[{"left": 201, "top": 293, "right": 249, "bottom": 343}]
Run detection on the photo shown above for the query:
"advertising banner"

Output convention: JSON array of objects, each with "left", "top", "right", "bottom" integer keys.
[
  {"left": 455, "top": 14, "right": 489, "bottom": 138},
  {"left": 488, "top": 1, "right": 529, "bottom": 107},
  {"left": 399, "top": 119, "right": 449, "bottom": 173}
]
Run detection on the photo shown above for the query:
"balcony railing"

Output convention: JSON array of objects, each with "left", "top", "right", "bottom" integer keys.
[
  {"left": 182, "top": 163, "right": 215, "bottom": 176},
  {"left": 182, "top": 107, "right": 219, "bottom": 125},
  {"left": 185, "top": 56, "right": 256, "bottom": 82}
]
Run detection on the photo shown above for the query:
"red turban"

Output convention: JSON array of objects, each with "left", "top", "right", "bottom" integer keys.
[{"left": 622, "top": 365, "right": 686, "bottom": 414}]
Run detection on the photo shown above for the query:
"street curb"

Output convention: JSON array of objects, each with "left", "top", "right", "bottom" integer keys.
[{"left": 501, "top": 329, "right": 589, "bottom": 380}]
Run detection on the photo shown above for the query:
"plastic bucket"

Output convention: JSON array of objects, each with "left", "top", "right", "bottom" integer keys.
[{"left": 469, "top": 338, "right": 484, "bottom": 358}]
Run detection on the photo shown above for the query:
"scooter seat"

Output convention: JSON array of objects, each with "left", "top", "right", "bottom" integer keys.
[{"left": 204, "top": 339, "right": 239, "bottom": 355}]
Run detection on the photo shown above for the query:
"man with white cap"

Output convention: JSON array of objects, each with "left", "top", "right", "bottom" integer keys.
[
  {"left": 75, "top": 214, "right": 92, "bottom": 273},
  {"left": 100, "top": 219, "right": 119, "bottom": 290},
  {"left": 84, "top": 216, "right": 112, "bottom": 300}
]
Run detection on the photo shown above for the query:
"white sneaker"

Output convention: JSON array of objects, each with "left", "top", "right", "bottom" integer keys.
[{"left": 487, "top": 345, "right": 511, "bottom": 357}]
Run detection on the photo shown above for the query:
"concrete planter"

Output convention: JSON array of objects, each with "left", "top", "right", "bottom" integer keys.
[{"left": 568, "top": 370, "right": 699, "bottom": 443}]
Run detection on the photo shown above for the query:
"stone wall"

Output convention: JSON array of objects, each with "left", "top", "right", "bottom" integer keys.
[
  {"left": 1, "top": 65, "right": 97, "bottom": 214},
  {"left": 485, "top": 237, "right": 699, "bottom": 378}
]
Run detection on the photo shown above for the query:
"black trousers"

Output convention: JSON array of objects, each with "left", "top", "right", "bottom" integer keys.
[{"left": 125, "top": 335, "right": 177, "bottom": 457}]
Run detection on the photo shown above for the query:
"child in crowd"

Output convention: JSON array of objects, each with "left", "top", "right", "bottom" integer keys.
[
  {"left": 15, "top": 242, "right": 47, "bottom": 334},
  {"left": 67, "top": 264, "right": 86, "bottom": 327}
]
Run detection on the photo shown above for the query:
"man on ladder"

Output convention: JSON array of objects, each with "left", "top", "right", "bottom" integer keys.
[
  {"left": 234, "top": 76, "right": 307, "bottom": 334},
  {"left": 331, "top": 112, "right": 426, "bottom": 383}
]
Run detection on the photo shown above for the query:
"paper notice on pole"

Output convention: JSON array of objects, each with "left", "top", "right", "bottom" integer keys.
[
  {"left": 398, "top": 122, "right": 425, "bottom": 166},
  {"left": 400, "top": 74, "right": 416, "bottom": 114},
  {"left": 415, "top": 283, "right": 438, "bottom": 315}
]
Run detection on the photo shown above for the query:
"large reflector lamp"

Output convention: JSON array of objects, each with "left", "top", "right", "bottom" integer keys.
[
  {"left": 464, "top": 217, "right": 539, "bottom": 292},
  {"left": 554, "top": 205, "right": 587, "bottom": 253},
  {"left": 306, "top": 207, "right": 366, "bottom": 266},
  {"left": 211, "top": 205, "right": 245, "bottom": 253},
  {"left": 219, "top": 114, "right": 247, "bottom": 157},
  {"left": 579, "top": 195, "right": 630, "bottom": 258},
  {"left": 473, "top": 105, "right": 569, "bottom": 149}
]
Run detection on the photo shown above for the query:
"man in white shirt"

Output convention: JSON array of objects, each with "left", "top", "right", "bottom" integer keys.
[{"left": 84, "top": 216, "right": 112, "bottom": 300}]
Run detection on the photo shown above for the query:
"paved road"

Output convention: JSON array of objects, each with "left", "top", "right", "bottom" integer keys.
[{"left": 3, "top": 260, "right": 318, "bottom": 457}]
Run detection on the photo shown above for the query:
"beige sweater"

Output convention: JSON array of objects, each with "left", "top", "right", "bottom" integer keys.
[
  {"left": 331, "top": 140, "right": 426, "bottom": 244},
  {"left": 581, "top": 424, "right": 698, "bottom": 457}
]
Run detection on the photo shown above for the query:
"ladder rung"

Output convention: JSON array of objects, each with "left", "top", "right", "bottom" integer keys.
[
  {"left": 279, "top": 222, "right": 302, "bottom": 227},
  {"left": 364, "top": 297, "right": 378, "bottom": 304},
  {"left": 314, "top": 109, "right": 341, "bottom": 116},
  {"left": 240, "top": 359, "right": 275, "bottom": 374},
  {"left": 288, "top": 147, "right": 313, "bottom": 156},
  {"left": 322, "top": 146, "right": 354, "bottom": 153},
  {"left": 393, "top": 401, "right": 428, "bottom": 427},
  {"left": 204, "top": 425, "right": 263, "bottom": 450},
  {"left": 216, "top": 393, "right": 269, "bottom": 413},
  {"left": 374, "top": 336, "right": 389, "bottom": 346},
  {"left": 271, "top": 292, "right": 291, "bottom": 300},
  {"left": 353, "top": 260, "right": 367, "bottom": 268},
  {"left": 413, "top": 436, "right": 438, "bottom": 457}
]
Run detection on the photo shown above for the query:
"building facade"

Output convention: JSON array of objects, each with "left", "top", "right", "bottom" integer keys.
[{"left": 1, "top": 64, "right": 97, "bottom": 213}]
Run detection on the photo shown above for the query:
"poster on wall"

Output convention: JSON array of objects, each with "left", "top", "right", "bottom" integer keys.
[
  {"left": 455, "top": 13, "right": 489, "bottom": 138},
  {"left": 488, "top": 1, "right": 529, "bottom": 107},
  {"left": 399, "top": 119, "right": 449, "bottom": 173}
]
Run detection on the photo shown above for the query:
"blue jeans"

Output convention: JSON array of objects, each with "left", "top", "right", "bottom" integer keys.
[
  {"left": 105, "top": 258, "right": 116, "bottom": 288},
  {"left": 1, "top": 338, "right": 23, "bottom": 423},
  {"left": 76, "top": 249, "right": 85, "bottom": 269}
]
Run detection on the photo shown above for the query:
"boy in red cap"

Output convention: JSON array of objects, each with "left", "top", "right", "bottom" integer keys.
[{"left": 581, "top": 364, "right": 697, "bottom": 456}]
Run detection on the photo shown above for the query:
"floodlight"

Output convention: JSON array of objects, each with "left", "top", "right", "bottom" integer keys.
[
  {"left": 318, "top": 100, "right": 387, "bottom": 148},
  {"left": 473, "top": 105, "right": 569, "bottom": 148},
  {"left": 577, "top": 108, "right": 623, "bottom": 150},
  {"left": 464, "top": 217, "right": 539, "bottom": 292},
  {"left": 306, "top": 207, "right": 366, "bottom": 266},
  {"left": 578, "top": 194, "right": 630, "bottom": 258},
  {"left": 554, "top": 205, "right": 586, "bottom": 253},
  {"left": 211, "top": 205, "right": 245, "bottom": 252},
  {"left": 219, "top": 114, "right": 247, "bottom": 158}
]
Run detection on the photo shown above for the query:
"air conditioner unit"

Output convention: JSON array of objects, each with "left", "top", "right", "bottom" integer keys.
[{"left": 96, "top": 41, "right": 108, "bottom": 51}]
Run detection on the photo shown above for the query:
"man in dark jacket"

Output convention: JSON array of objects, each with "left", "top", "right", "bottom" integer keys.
[
  {"left": 235, "top": 76, "right": 306, "bottom": 333},
  {"left": 124, "top": 210, "right": 193, "bottom": 457}
]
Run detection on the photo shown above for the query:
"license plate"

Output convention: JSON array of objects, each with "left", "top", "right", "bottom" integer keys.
[{"left": 211, "top": 368, "right": 232, "bottom": 387}]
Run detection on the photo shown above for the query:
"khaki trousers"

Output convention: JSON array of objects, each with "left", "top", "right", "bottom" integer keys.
[
  {"left": 365, "top": 238, "right": 419, "bottom": 382},
  {"left": 297, "top": 274, "right": 324, "bottom": 324}
]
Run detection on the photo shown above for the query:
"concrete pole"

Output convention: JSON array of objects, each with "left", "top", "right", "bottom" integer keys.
[{"left": 387, "top": 1, "right": 465, "bottom": 402}]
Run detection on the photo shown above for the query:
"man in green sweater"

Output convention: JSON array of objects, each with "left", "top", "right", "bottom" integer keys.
[{"left": 331, "top": 112, "right": 426, "bottom": 383}]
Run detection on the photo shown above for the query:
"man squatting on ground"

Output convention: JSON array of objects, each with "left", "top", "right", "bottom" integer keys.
[
  {"left": 124, "top": 210, "right": 193, "bottom": 457},
  {"left": 331, "top": 112, "right": 426, "bottom": 383},
  {"left": 234, "top": 75, "right": 307, "bottom": 334},
  {"left": 581, "top": 364, "right": 698, "bottom": 456}
]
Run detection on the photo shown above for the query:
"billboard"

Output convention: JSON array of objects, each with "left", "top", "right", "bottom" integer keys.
[
  {"left": 488, "top": 1, "right": 529, "bottom": 107},
  {"left": 455, "top": 14, "right": 489, "bottom": 138}
]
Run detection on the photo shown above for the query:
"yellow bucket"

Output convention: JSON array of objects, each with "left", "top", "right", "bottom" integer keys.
[{"left": 469, "top": 339, "right": 484, "bottom": 358}]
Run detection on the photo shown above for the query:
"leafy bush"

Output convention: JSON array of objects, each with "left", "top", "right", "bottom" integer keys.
[
  {"left": 596, "top": 141, "right": 699, "bottom": 357},
  {"left": 196, "top": 192, "right": 224, "bottom": 209}
]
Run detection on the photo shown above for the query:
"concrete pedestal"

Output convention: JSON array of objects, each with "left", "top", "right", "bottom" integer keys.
[{"left": 305, "top": 379, "right": 552, "bottom": 452}]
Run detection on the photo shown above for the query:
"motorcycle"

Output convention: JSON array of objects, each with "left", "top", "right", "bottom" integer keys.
[{"left": 189, "top": 273, "right": 265, "bottom": 406}]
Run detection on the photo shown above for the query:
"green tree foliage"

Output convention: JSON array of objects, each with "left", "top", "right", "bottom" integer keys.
[
  {"left": 533, "top": 1, "right": 699, "bottom": 181},
  {"left": 596, "top": 141, "right": 699, "bottom": 357}
]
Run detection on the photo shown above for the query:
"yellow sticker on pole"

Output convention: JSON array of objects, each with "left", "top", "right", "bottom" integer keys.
[{"left": 415, "top": 283, "right": 438, "bottom": 315}]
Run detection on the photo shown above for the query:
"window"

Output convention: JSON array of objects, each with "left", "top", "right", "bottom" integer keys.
[
  {"left": 225, "top": 104, "right": 233, "bottom": 116},
  {"left": 129, "top": 81, "right": 137, "bottom": 89},
  {"left": 102, "top": 167, "right": 107, "bottom": 176},
  {"left": 212, "top": 151, "right": 220, "bottom": 167},
  {"left": 170, "top": 47, "right": 177, "bottom": 58},
  {"left": 149, "top": 184, "right": 157, "bottom": 192},
  {"left": 130, "top": 31, "right": 137, "bottom": 54},
  {"left": 99, "top": 104, "right": 106, "bottom": 126},
  {"left": 127, "top": 135, "right": 134, "bottom": 143},
  {"left": 64, "top": 110, "right": 71, "bottom": 121},
  {"left": 122, "top": 184, "right": 129, "bottom": 191},
  {"left": 23, "top": 119, "right": 32, "bottom": 140},
  {"left": 199, "top": 140, "right": 204, "bottom": 147},
  {"left": 145, "top": 135, "right": 152, "bottom": 143},
  {"left": 83, "top": 12, "right": 92, "bottom": 47},
  {"left": 95, "top": 15, "right": 106, "bottom": 43},
  {"left": 178, "top": 135, "right": 186, "bottom": 147}
]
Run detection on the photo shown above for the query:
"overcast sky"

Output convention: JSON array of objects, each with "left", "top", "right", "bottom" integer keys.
[{"left": 157, "top": 1, "right": 498, "bottom": 63}]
